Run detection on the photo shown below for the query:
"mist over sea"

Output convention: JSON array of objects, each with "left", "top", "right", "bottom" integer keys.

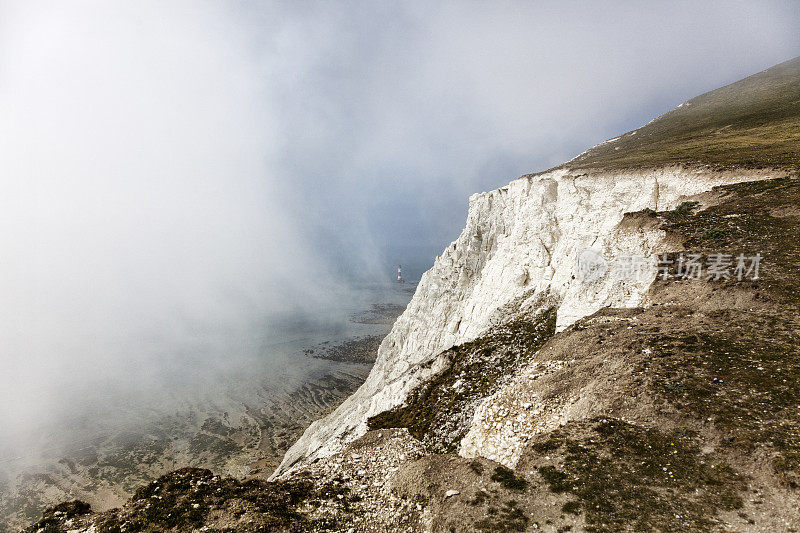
[
  {"left": 0, "top": 281, "right": 414, "bottom": 526},
  {"left": 2, "top": 280, "right": 413, "bottom": 463}
]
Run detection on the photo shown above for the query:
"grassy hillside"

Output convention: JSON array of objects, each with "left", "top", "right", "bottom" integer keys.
[{"left": 565, "top": 56, "right": 800, "bottom": 170}]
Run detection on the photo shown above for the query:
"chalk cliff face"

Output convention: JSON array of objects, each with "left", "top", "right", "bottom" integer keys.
[
  {"left": 28, "top": 58, "right": 800, "bottom": 532},
  {"left": 275, "top": 165, "right": 777, "bottom": 476}
]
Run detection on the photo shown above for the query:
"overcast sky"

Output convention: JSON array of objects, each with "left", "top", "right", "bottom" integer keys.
[{"left": 0, "top": 1, "right": 798, "bottom": 438}]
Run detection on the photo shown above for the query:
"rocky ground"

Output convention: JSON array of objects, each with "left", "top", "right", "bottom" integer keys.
[{"left": 26, "top": 176, "right": 800, "bottom": 532}]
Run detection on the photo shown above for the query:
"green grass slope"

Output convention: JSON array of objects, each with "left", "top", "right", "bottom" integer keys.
[{"left": 565, "top": 56, "right": 800, "bottom": 170}]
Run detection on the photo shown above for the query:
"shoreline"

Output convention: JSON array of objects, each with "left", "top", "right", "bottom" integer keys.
[{"left": 0, "top": 284, "right": 414, "bottom": 532}]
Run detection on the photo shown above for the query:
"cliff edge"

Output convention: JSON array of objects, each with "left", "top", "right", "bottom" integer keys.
[
  {"left": 29, "top": 57, "right": 800, "bottom": 532},
  {"left": 274, "top": 57, "right": 800, "bottom": 478}
]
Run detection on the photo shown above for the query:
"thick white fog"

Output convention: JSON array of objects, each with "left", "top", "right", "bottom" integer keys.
[
  {"left": 1, "top": 0, "right": 799, "bottom": 452},
  {"left": 0, "top": 3, "right": 337, "bottom": 442}
]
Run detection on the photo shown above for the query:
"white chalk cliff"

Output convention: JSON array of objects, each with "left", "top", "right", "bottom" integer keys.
[{"left": 274, "top": 165, "right": 779, "bottom": 477}]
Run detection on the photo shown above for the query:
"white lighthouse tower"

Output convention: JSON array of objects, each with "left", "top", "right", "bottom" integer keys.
[{"left": 397, "top": 264, "right": 404, "bottom": 283}]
